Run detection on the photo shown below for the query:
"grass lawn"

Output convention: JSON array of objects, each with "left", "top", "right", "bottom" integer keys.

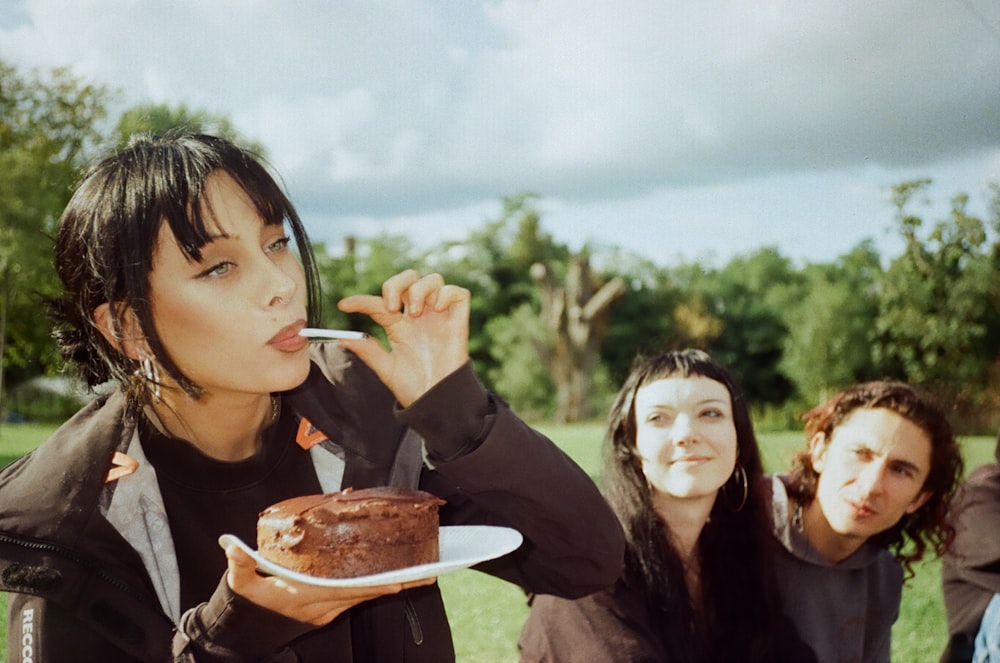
[{"left": 0, "top": 421, "right": 996, "bottom": 661}]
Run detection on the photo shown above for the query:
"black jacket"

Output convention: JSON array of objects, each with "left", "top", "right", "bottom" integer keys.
[{"left": 1, "top": 346, "right": 624, "bottom": 661}]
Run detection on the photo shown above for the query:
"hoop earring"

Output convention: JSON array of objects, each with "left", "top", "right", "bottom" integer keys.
[
  {"left": 725, "top": 462, "right": 748, "bottom": 512},
  {"left": 137, "top": 356, "right": 162, "bottom": 402}
]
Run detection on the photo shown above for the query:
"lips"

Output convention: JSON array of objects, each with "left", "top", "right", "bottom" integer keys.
[
  {"left": 269, "top": 319, "right": 308, "bottom": 352},
  {"left": 845, "top": 499, "right": 877, "bottom": 518},
  {"left": 671, "top": 455, "right": 710, "bottom": 465}
]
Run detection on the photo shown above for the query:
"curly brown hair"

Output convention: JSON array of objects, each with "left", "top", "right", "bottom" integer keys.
[{"left": 785, "top": 381, "right": 963, "bottom": 576}]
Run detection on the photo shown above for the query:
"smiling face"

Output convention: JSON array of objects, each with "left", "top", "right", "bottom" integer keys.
[
  {"left": 145, "top": 172, "right": 312, "bottom": 399},
  {"left": 633, "top": 375, "right": 738, "bottom": 508},
  {"left": 807, "top": 407, "right": 933, "bottom": 559}
]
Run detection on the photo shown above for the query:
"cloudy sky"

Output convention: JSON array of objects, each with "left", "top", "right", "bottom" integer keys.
[{"left": 3, "top": 0, "right": 1000, "bottom": 266}]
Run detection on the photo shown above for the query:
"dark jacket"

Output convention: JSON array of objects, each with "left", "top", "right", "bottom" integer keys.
[
  {"left": 1, "top": 346, "right": 624, "bottom": 661},
  {"left": 519, "top": 572, "right": 817, "bottom": 663},
  {"left": 940, "top": 439, "right": 1000, "bottom": 663}
]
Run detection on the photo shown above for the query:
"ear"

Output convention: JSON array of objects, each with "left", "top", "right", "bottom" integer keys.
[
  {"left": 94, "top": 302, "right": 148, "bottom": 360},
  {"left": 905, "top": 489, "right": 932, "bottom": 515},
  {"left": 808, "top": 432, "right": 828, "bottom": 473}
]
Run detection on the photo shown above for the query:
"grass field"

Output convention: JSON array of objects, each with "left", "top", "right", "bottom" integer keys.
[{"left": 0, "top": 422, "right": 996, "bottom": 662}]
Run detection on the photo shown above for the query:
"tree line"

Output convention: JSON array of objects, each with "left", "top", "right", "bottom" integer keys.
[{"left": 3, "top": 59, "right": 999, "bottom": 432}]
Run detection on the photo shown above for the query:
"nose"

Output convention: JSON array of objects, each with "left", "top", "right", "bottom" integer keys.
[
  {"left": 855, "top": 462, "right": 887, "bottom": 498},
  {"left": 672, "top": 414, "right": 697, "bottom": 446},
  {"left": 265, "top": 259, "right": 297, "bottom": 308}
]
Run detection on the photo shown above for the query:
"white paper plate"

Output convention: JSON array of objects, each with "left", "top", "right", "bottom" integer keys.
[{"left": 218, "top": 525, "right": 523, "bottom": 588}]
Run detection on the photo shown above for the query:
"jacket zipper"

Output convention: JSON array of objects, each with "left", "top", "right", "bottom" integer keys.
[{"left": 0, "top": 532, "right": 143, "bottom": 598}]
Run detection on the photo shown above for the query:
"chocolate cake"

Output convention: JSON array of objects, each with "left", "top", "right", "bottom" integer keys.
[{"left": 256, "top": 486, "right": 445, "bottom": 578}]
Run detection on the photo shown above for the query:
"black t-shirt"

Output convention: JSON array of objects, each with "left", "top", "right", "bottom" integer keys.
[{"left": 140, "top": 400, "right": 323, "bottom": 611}]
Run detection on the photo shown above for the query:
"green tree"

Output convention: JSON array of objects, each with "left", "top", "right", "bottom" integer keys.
[
  {"left": 531, "top": 253, "right": 625, "bottom": 422},
  {"left": 313, "top": 233, "right": 422, "bottom": 334},
  {"left": 482, "top": 302, "right": 555, "bottom": 419},
  {"left": 685, "top": 248, "right": 801, "bottom": 404},
  {"left": 874, "top": 180, "right": 997, "bottom": 427},
  {"left": 600, "top": 253, "right": 686, "bottom": 387},
  {"left": 0, "top": 60, "right": 108, "bottom": 404},
  {"left": 781, "top": 241, "right": 882, "bottom": 404},
  {"left": 310, "top": 194, "right": 578, "bottom": 417},
  {"left": 113, "top": 102, "right": 265, "bottom": 153},
  {"left": 429, "top": 195, "right": 570, "bottom": 403}
]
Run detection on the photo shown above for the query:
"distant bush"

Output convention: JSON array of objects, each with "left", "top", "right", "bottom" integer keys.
[
  {"left": 752, "top": 400, "right": 809, "bottom": 434},
  {"left": 5, "top": 376, "right": 90, "bottom": 423}
]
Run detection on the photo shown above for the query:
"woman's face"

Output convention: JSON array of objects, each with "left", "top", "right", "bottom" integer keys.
[
  {"left": 633, "top": 375, "right": 738, "bottom": 504},
  {"left": 145, "top": 172, "right": 312, "bottom": 398}
]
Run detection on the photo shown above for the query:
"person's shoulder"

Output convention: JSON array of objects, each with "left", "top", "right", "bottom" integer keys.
[
  {"left": 961, "top": 461, "right": 1000, "bottom": 491},
  {"left": 0, "top": 392, "right": 127, "bottom": 542},
  {"left": 948, "top": 461, "right": 1000, "bottom": 519},
  {"left": 764, "top": 473, "right": 792, "bottom": 535},
  {"left": 866, "top": 542, "right": 904, "bottom": 578},
  {"left": 762, "top": 473, "right": 788, "bottom": 496},
  {"left": 4, "top": 391, "right": 125, "bottom": 476},
  {"left": 863, "top": 546, "right": 905, "bottom": 604}
]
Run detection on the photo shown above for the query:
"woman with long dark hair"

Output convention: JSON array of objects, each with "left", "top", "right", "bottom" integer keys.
[
  {"left": 519, "top": 349, "right": 813, "bottom": 662},
  {"left": 0, "top": 133, "right": 624, "bottom": 662}
]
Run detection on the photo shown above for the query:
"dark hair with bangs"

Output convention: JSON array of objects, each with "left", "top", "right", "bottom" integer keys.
[
  {"left": 785, "top": 380, "right": 963, "bottom": 575},
  {"left": 49, "top": 132, "right": 321, "bottom": 402},
  {"left": 603, "top": 349, "right": 792, "bottom": 661}
]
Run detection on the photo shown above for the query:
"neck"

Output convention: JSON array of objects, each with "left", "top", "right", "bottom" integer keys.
[
  {"left": 148, "top": 391, "right": 277, "bottom": 461},
  {"left": 651, "top": 491, "right": 714, "bottom": 564},
  {"left": 798, "top": 499, "right": 865, "bottom": 563},
  {"left": 651, "top": 493, "right": 711, "bottom": 612}
]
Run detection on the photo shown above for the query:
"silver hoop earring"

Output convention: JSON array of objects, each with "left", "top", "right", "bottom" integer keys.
[
  {"left": 725, "top": 462, "right": 748, "bottom": 512},
  {"left": 137, "top": 356, "right": 162, "bottom": 402}
]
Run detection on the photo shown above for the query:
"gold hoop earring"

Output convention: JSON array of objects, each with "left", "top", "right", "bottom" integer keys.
[{"left": 725, "top": 462, "right": 748, "bottom": 512}]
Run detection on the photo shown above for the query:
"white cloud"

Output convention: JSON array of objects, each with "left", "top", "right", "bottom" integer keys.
[{"left": 3, "top": 0, "right": 999, "bottom": 265}]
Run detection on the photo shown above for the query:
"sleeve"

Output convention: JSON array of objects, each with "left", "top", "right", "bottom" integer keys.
[
  {"left": 948, "top": 469, "right": 1000, "bottom": 586},
  {"left": 400, "top": 363, "right": 625, "bottom": 598},
  {"left": 173, "top": 576, "right": 316, "bottom": 662},
  {"left": 517, "top": 588, "right": 664, "bottom": 663},
  {"left": 5, "top": 583, "right": 317, "bottom": 663},
  {"left": 6, "top": 592, "right": 148, "bottom": 663}
]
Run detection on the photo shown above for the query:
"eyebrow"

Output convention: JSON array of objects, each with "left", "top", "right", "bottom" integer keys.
[
  {"left": 889, "top": 458, "right": 925, "bottom": 474},
  {"left": 638, "top": 398, "right": 729, "bottom": 410},
  {"left": 852, "top": 443, "right": 926, "bottom": 474},
  {"left": 178, "top": 230, "right": 235, "bottom": 263}
]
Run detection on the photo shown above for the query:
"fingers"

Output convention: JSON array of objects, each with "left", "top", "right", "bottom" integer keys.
[
  {"left": 385, "top": 271, "right": 444, "bottom": 316},
  {"left": 401, "top": 576, "right": 438, "bottom": 591},
  {"left": 430, "top": 284, "right": 471, "bottom": 313},
  {"left": 338, "top": 272, "right": 470, "bottom": 317},
  {"left": 383, "top": 272, "right": 470, "bottom": 316},
  {"left": 381, "top": 269, "right": 422, "bottom": 312},
  {"left": 225, "top": 543, "right": 260, "bottom": 591},
  {"left": 224, "top": 539, "right": 438, "bottom": 627}
]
